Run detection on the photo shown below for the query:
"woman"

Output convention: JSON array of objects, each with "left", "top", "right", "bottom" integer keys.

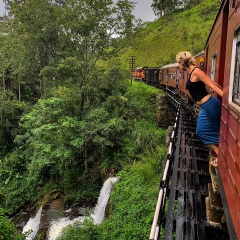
[{"left": 176, "top": 51, "right": 223, "bottom": 166}]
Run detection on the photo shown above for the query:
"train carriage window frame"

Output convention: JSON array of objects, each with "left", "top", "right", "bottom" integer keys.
[
  {"left": 211, "top": 53, "right": 217, "bottom": 82},
  {"left": 229, "top": 26, "right": 240, "bottom": 112},
  {"left": 232, "top": 0, "right": 240, "bottom": 8}
]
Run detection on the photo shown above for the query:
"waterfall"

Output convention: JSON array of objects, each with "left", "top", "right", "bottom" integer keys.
[
  {"left": 48, "top": 177, "right": 118, "bottom": 239},
  {"left": 47, "top": 216, "right": 85, "bottom": 240},
  {"left": 91, "top": 177, "right": 118, "bottom": 224},
  {"left": 21, "top": 177, "right": 118, "bottom": 240},
  {"left": 22, "top": 207, "right": 42, "bottom": 240}
]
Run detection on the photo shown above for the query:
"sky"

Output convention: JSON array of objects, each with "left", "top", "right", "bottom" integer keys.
[
  {"left": 131, "top": 0, "right": 156, "bottom": 22},
  {"left": 0, "top": 0, "right": 156, "bottom": 22}
]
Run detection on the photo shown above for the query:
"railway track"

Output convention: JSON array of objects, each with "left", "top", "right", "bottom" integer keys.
[{"left": 149, "top": 92, "right": 230, "bottom": 240}]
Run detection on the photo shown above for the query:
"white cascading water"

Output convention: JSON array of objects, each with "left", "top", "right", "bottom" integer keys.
[
  {"left": 22, "top": 207, "right": 42, "bottom": 240},
  {"left": 21, "top": 177, "right": 117, "bottom": 240},
  {"left": 47, "top": 216, "right": 85, "bottom": 240},
  {"left": 48, "top": 177, "right": 117, "bottom": 239},
  {"left": 91, "top": 177, "right": 118, "bottom": 224}
]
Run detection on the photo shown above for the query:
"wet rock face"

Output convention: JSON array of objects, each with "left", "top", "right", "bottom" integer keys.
[
  {"left": 38, "top": 198, "right": 65, "bottom": 239},
  {"left": 13, "top": 177, "right": 117, "bottom": 239},
  {"left": 65, "top": 202, "right": 90, "bottom": 220},
  {"left": 13, "top": 190, "right": 92, "bottom": 239},
  {"left": 156, "top": 95, "right": 175, "bottom": 129},
  {"left": 10, "top": 190, "right": 65, "bottom": 236},
  {"left": 10, "top": 204, "right": 36, "bottom": 232}
]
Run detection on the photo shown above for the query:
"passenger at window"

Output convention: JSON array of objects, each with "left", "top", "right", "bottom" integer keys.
[{"left": 176, "top": 51, "right": 223, "bottom": 167}]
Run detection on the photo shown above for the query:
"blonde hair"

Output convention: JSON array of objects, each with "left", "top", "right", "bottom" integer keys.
[{"left": 176, "top": 51, "right": 196, "bottom": 67}]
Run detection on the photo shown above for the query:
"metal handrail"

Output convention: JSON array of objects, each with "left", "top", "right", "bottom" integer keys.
[{"left": 149, "top": 106, "right": 180, "bottom": 240}]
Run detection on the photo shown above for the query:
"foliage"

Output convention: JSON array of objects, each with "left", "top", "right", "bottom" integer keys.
[
  {"left": 0, "top": 0, "right": 220, "bottom": 238},
  {"left": 151, "top": 0, "right": 203, "bottom": 17},
  {"left": 0, "top": 0, "right": 136, "bottom": 101},
  {"left": 0, "top": 90, "right": 28, "bottom": 158},
  {"left": 0, "top": 74, "right": 163, "bottom": 211},
  {"left": 58, "top": 81, "right": 166, "bottom": 239},
  {"left": 59, "top": 160, "right": 163, "bottom": 240},
  {"left": 0, "top": 208, "right": 26, "bottom": 240},
  {"left": 121, "top": 0, "right": 220, "bottom": 68}
]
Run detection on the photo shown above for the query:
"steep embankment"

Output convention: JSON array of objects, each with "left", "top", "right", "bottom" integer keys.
[{"left": 120, "top": 0, "right": 219, "bottom": 68}]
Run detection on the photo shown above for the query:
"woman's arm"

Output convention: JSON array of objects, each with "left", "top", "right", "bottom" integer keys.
[{"left": 194, "top": 68, "right": 223, "bottom": 97}]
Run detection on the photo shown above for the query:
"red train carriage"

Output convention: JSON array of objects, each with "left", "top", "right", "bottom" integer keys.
[
  {"left": 160, "top": 52, "right": 205, "bottom": 100},
  {"left": 131, "top": 67, "right": 145, "bottom": 80},
  {"left": 160, "top": 63, "right": 178, "bottom": 90},
  {"left": 204, "top": 0, "right": 240, "bottom": 238},
  {"left": 194, "top": 51, "right": 205, "bottom": 71}
]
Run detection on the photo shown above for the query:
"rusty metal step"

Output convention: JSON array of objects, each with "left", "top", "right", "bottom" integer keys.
[
  {"left": 209, "top": 162, "right": 220, "bottom": 194},
  {"left": 208, "top": 183, "right": 223, "bottom": 211},
  {"left": 205, "top": 197, "right": 221, "bottom": 227},
  {"left": 211, "top": 174, "right": 219, "bottom": 194}
]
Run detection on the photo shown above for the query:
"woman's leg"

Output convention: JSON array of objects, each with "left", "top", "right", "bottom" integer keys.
[{"left": 208, "top": 144, "right": 218, "bottom": 155}]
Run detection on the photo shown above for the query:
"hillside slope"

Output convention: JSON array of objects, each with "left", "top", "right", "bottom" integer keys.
[{"left": 120, "top": 0, "right": 220, "bottom": 68}]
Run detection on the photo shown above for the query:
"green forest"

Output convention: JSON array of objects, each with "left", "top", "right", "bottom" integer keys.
[{"left": 0, "top": 0, "right": 219, "bottom": 239}]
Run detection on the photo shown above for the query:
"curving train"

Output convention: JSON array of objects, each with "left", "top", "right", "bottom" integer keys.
[{"left": 132, "top": 0, "right": 240, "bottom": 239}]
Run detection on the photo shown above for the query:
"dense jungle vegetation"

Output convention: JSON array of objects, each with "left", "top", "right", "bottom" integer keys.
[{"left": 0, "top": 0, "right": 219, "bottom": 239}]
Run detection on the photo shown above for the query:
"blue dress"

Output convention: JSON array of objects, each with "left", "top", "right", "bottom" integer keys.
[{"left": 196, "top": 96, "right": 221, "bottom": 144}]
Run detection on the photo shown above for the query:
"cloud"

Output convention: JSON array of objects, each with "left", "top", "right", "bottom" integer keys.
[
  {"left": 0, "top": 0, "right": 4, "bottom": 16},
  {"left": 132, "top": 0, "right": 156, "bottom": 22}
]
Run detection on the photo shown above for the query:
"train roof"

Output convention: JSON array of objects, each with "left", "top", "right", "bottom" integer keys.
[
  {"left": 160, "top": 63, "right": 178, "bottom": 69},
  {"left": 145, "top": 67, "right": 160, "bottom": 70},
  {"left": 194, "top": 51, "right": 205, "bottom": 58},
  {"left": 145, "top": 51, "right": 204, "bottom": 71}
]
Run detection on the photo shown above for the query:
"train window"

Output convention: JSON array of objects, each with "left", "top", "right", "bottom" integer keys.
[
  {"left": 211, "top": 53, "right": 217, "bottom": 81},
  {"left": 233, "top": 41, "right": 240, "bottom": 104},
  {"left": 230, "top": 30, "right": 240, "bottom": 109},
  {"left": 232, "top": 0, "right": 240, "bottom": 8}
]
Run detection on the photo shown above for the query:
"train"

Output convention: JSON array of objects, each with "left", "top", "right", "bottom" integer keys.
[{"left": 132, "top": 0, "right": 240, "bottom": 239}]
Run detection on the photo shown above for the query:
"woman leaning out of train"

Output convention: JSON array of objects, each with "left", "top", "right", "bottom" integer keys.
[{"left": 176, "top": 51, "right": 223, "bottom": 167}]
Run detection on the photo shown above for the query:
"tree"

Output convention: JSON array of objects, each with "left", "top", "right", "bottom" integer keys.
[
  {"left": 0, "top": 208, "right": 25, "bottom": 240},
  {"left": 55, "top": 0, "right": 135, "bottom": 115},
  {"left": 1, "top": 0, "right": 136, "bottom": 107},
  {"left": 151, "top": 0, "right": 200, "bottom": 17}
]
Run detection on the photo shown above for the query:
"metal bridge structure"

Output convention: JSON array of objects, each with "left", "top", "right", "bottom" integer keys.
[{"left": 149, "top": 91, "right": 230, "bottom": 240}]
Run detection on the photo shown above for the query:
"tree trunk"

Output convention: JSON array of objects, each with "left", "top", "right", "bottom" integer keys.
[
  {"left": 18, "top": 75, "right": 21, "bottom": 102},
  {"left": 2, "top": 70, "right": 5, "bottom": 93},
  {"left": 84, "top": 144, "right": 88, "bottom": 172}
]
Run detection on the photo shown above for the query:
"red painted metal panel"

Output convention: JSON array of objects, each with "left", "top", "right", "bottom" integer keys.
[
  {"left": 235, "top": 168, "right": 240, "bottom": 197},
  {"left": 225, "top": 170, "right": 238, "bottom": 228},
  {"left": 219, "top": 146, "right": 228, "bottom": 171},
  {"left": 238, "top": 119, "right": 240, "bottom": 146},
  {"left": 237, "top": 199, "right": 240, "bottom": 238},
  {"left": 228, "top": 112, "right": 238, "bottom": 141},
  {"left": 238, "top": 141, "right": 240, "bottom": 164},
  {"left": 226, "top": 130, "right": 239, "bottom": 162},
  {"left": 219, "top": 148, "right": 240, "bottom": 237},
  {"left": 221, "top": 106, "right": 228, "bottom": 125},
  {"left": 220, "top": 135, "right": 229, "bottom": 157},
  {"left": 227, "top": 149, "right": 238, "bottom": 187}
]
